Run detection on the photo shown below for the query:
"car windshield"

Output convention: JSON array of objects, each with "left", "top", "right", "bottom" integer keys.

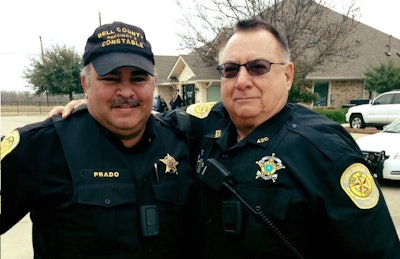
[{"left": 383, "top": 118, "right": 400, "bottom": 133}]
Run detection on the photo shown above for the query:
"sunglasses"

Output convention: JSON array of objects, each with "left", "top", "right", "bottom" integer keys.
[{"left": 216, "top": 59, "right": 286, "bottom": 78}]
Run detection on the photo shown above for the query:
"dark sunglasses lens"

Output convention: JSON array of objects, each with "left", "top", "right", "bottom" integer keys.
[
  {"left": 247, "top": 60, "right": 270, "bottom": 75},
  {"left": 221, "top": 64, "right": 239, "bottom": 78}
]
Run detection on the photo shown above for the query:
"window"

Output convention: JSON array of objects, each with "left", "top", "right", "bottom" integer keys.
[
  {"left": 393, "top": 93, "right": 400, "bottom": 104},
  {"left": 374, "top": 93, "right": 392, "bottom": 105},
  {"left": 314, "top": 82, "right": 329, "bottom": 106}
]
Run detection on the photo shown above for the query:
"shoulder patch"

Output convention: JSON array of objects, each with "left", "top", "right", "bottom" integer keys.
[
  {"left": 186, "top": 102, "right": 217, "bottom": 119},
  {"left": 1, "top": 130, "right": 20, "bottom": 161},
  {"left": 340, "top": 163, "right": 379, "bottom": 209}
]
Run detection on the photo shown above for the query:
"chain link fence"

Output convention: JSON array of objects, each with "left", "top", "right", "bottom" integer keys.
[{"left": 1, "top": 101, "right": 67, "bottom": 115}]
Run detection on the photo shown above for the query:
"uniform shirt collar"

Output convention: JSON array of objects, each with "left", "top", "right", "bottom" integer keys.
[
  {"left": 216, "top": 104, "right": 294, "bottom": 149},
  {"left": 96, "top": 116, "right": 156, "bottom": 152}
]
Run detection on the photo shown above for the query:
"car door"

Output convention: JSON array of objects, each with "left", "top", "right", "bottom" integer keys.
[
  {"left": 388, "top": 93, "right": 400, "bottom": 122},
  {"left": 367, "top": 93, "right": 393, "bottom": 124}
]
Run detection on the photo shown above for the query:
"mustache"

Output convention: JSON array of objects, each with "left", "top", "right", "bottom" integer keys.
[{"left": 110, "top": 98, "right": 141, "bottom": 108}]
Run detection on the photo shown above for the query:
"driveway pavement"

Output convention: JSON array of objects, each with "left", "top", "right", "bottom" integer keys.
[{"left": 1, "top": 116, "right": 399, "bottom": 258}]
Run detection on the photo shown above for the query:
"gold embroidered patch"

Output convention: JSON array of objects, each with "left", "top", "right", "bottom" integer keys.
[
  {"left": 186, "top": 102, "right": 217, "bottom": 119},
  {"left": 340, "top": 163, "right": 379, "bottom": 209},
  {"left": 1, "top": 130, "right": 20, "bottom": 161}
]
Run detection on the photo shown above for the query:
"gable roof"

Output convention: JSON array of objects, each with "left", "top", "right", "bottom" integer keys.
[
  {"left": 154, "top": 3, "right": 400, "bottom": 83},
  {"left": 155, "top": 54, "right": 219, "bottom": 84},
  {"left": 154, "top": 55, "right": 179, "bottom": 83},
  {"left": 307, "top": 21, "right": 400, "bottom": 80},
  {"left": 177, "top": 54, "right": 220, "bottom": 79}
]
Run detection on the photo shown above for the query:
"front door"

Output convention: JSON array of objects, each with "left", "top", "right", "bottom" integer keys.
[{"left": 183, "top": 84, "right": 195, "bottom": 106}]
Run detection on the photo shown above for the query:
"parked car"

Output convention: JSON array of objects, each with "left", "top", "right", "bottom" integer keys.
[
  {"left": 345, "top": 90, "right": 400, "bottom": 129},
  {"left": 356, "top": 117, "right": 400, "bottom": 181}
]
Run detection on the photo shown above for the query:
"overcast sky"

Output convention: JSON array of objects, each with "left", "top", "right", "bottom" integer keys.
[{"left": 1, "top": 0, "right": 399, "bottom": 92}]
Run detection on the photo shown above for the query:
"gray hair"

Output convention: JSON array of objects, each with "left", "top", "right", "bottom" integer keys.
[
  {"left": 220, "top": 18, "right": 291, "bottom": 62},
  {"left": 80, "top": 65, "right": 90, "bottom": 87}
]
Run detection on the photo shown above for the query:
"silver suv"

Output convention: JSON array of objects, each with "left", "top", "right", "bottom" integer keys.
[{"left": 345, "top": 90, "right": 400, "bottom": 129}]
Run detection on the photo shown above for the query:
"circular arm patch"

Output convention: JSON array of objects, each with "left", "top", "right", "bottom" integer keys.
[
  {"left": 340, "top": 163, "right": 379, "bottom": 209},
  {"left": 1, "top": 130, "right": 20, "bottom": 161},
  {"left": 185, "top": 102, "right": 216, "bottom": 119}
]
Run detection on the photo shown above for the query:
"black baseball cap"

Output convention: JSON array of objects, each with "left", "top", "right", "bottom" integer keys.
[{"left": 83, "top": 21, "right": 155, "bottom": 76}]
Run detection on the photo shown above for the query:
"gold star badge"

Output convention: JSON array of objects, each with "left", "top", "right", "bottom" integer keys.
[{"left": 160, "top": 154, "right": 179, "bottom": 174}]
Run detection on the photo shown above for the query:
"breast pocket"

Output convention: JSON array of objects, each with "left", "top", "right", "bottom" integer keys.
[
  {"left": 150, "top": 176, "right": 194, "bottom": 241},
  {"left": 76, "top": 169, "right": 136, "bottom": 207},
  {"left": 237, "top": 185, "right": 311, "bottom": 253}
]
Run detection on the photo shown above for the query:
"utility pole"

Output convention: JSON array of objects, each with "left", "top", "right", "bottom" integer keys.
[
  {"left": 99, "top": 11, "right": 102, "bottom": 26},
  {"left": 39, "top": 35, "right": 49, "bottom": 105},
  {"left": 39, "top": 35, "right": 44, "bottom": 59}
]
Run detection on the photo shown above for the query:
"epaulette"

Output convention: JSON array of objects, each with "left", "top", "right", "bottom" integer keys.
[
  {"left": 185, "top": 102, "right": 217, "bottom": 119},
  {"left": 152, "top": 112, "right": 169, "bottom": 127}
]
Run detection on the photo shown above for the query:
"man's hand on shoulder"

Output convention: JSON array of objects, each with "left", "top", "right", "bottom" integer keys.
[{"left": 46, "top": 99, "right": 87, "bottom": 119}]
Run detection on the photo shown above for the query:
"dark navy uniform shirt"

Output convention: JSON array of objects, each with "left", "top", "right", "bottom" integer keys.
[
  {"left": 162, "top": 102, "right": 400, "bottom": 259},
  {"left": 1, "top": 108, "right": 198, "bottom": 259}
]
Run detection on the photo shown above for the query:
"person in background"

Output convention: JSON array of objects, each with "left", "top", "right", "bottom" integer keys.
[
  {"left": 1, "top": 21, "right": 199, "bottom": 258},
  {"left": 47, "top": 18, "right": 400, "bottom": 258},
  {"left": 160, "top": 96, "right": 168, "bottom": 111},
  {"left": 173, "top": 94, "right": 183, "bottom": 109},
  {"left": 169, "top": 94, "right": 183, "bottom": 110},
  {"left": 169, "top": 97, "right": 176, "bottom": 110},
  {"left": 154, "top": 95, "right": 168, "bottom": 112}
]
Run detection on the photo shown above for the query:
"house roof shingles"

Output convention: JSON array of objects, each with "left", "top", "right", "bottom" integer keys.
[
  {"left": 155, "top": 3, "right": 400, "bottom": 82},
  {"left": 307, "top": 22, "right": 400, "bottom": 80}
]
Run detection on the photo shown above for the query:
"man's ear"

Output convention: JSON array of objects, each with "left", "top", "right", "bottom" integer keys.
[
  {"left": 284, "top": 62, "right": 294, "bottom": 91},
  {"left": 154, "top": 74, "right": 158, "bottom": 85},
  {"left": 81, "top": 75, "right": 89, "bottom": 94}
]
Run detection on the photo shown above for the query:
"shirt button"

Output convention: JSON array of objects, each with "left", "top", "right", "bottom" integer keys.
[
  {"left": 222, "top": 154, "right": 228, "bottom": 158},
  {"left": 291, "top": 123, "right": 298, "bottom": 129},
  {"left": 104, "top": 198, "right": 111, "bottom": 205}
]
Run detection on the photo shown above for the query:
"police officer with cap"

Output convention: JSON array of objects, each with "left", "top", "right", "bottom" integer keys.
[{"left": 1, "top": 21, "right": 199, "bottom": 258}]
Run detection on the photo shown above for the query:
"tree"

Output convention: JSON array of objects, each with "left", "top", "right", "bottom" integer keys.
[
  {"left": 176, "top": 0, "right": 361, "bottom": 103},
  {"left": 23, "top": 45, "right": 83, "bottom": 100},
  {"left": 364, "top": 61, "right": 400, "bottom": 93}
]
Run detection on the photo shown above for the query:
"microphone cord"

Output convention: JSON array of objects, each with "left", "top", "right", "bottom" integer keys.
[{"left": 222, "top": 182, "right": 305, "bottom": 259}]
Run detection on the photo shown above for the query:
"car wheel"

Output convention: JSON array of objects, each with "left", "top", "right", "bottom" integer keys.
[{"left": 350, "top": 115, "right": 365, "bottom": 129}]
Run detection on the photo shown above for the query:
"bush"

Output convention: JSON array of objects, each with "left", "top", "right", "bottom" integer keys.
[{"left": 313, "top": 108, "right": 348, "bottom": 124}]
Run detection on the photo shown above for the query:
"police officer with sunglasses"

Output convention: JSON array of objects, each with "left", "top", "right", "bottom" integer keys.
[
  {"left": 168, "top": 18, "right": 400, "bottom": 258},
  {"left": 46, "top": 18, "right": 400, "bottom": 258}
]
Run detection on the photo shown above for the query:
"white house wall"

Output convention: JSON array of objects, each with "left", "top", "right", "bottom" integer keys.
[{"left": 178, "top": 66, "right": 195, "bottom": 82}]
